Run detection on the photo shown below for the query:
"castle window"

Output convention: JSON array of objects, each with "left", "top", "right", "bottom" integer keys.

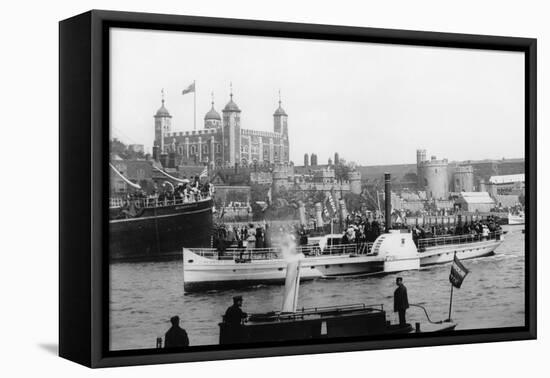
[
  {"left": 216, "top": 144, "right": 221, "bottom": 153},
  {"left": 190, "top": 145, "right": 196, "bottom": 154},
  {"left": 177, "top": 145, "right": 184, "bottom": 155},
  {"left": 203, "top": 144, "right": 208, "bottom": 154}
]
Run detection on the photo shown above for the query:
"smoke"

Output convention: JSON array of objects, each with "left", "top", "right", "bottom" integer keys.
[
  {"left": 272, "top": 231, "right": 303, "bottom": 263},
  {"left": 277, "top": 232, "right": 304, "bottom": 313}
]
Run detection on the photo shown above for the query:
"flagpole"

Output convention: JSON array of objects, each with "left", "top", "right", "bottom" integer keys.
[
  {"left": 447, "top": 283, "right": 454, "bottom": 321},
  {"left": 448, "top": 251, "right": 457, "bottom": 321},
  {"left": 193, "top": 80, "right": 196, "bottom": 131}
]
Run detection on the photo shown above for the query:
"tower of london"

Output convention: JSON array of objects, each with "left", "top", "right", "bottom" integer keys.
[{"left": 153, "top": 89, "right": 290, "bottom": 168}]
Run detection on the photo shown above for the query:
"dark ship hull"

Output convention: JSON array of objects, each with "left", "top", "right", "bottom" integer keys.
[
  {"left": 219, "top": 304, "right": 414, "bottom": 345},
  {"left": 109, "top": 199, "right": 213, "bottom": 261}
]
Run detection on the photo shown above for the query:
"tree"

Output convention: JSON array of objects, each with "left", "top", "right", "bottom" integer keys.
[
  {"left": 334, "top": 158, "right": 357, "bottom": 181},
  {"left": 110, "top": 138, "right": 145, "bottom": 160},
  {"left": 344, "top": 192, "right": 368, "bottom": 213}
]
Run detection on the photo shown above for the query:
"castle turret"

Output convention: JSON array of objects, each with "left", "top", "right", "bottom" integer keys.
[
  {"left": 310, "top": 153, "right": 318, "bottom": 166},
  {"left": 154, "top": 89, "right": 172, "bottom": 152},
  {"left": 273, "top": 91, "right": 288, "bottom": 135},
  {"left": 222, "top": 84, "right": 241, "bottom": 165},
  {"left": 349, "top": 170, "right": 362, "bottom": 195},
  {"left": 204, "top": 92, "right": 222, "bottom": 129},
  {"left": 454, "top": 165, "right": 474, "bottom": 192},
  {"left": 416, "top": 148, "right": 426, "bottom": 189},
  {"left": 422, "top": 154, "right": 449, "bottom": 200},
  {"left": 273, "top": 91, "right": 289, "bottom": 163},
  {"left": 272, "top": 164, "right": 294, "bottom": 194},
  {"left": 304, "top": 153, "right": 309, "bottom": 167}
]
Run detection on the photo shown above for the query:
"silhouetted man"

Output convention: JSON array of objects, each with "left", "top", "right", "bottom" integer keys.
[
  {"left": 394, "top": 277, "right": 409, "bottom": 326},
  {"left": 164, "top": 315, "right": 189, "bottom": 348},
  {"left": 224, "top": 296, "right": 248, "bottom": 325}
]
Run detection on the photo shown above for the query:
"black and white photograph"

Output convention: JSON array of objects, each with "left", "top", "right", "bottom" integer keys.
[{"left": 108, "top": 27, "right": 527, "bottom": 352}]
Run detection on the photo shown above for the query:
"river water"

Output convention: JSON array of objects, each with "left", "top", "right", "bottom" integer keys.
[{"left": 109, "top": 225, "right": 525, "bottom": 351}]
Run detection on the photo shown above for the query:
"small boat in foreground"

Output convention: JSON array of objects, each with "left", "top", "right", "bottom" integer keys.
[{"left": 218, "top": 254, "right": 456, "bottom": 345}]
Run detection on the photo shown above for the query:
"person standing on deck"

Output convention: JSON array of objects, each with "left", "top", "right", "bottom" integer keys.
[
  {"left": 394, "top": 277, "right": 409, "bottom": 326},
  {"left": 224, "top": 296, "right": 248, "bottom": 325},
  {"left": 164, "top": 316, "right": 189, "bottom": 348}
]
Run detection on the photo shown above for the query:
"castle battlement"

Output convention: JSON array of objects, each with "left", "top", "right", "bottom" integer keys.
[
  {"left": 165, "top": 129, "right": 218, "bottom": 138},
  {"left": 241, "top": 128, "right": 282, "bottom": 139}
]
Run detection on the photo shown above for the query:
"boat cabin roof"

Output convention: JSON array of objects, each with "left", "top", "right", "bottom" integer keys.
[{"left": 245, "top": 303, "right": 384, "bottom": 325}]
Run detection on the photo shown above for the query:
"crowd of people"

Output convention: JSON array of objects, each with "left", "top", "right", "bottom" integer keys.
[
  {"left": 213, "top": 222, "right": 270, "bottom": 253},
  {"left": 156, "top": 177, "right": 213, "bottom": 204},
  {"left": 118, "top": 176, "right": 213, "bottom": 207},
  {"left": 409, "top": 216, "right": 503, "bottom": 246},
  {"left": 212, "top": 211, "right": 504, "bottom": 255}
]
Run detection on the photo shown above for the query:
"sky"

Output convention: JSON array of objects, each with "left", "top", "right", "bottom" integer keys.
[{"left": 110, "top": 28, "right": 525, "bottom": 166}]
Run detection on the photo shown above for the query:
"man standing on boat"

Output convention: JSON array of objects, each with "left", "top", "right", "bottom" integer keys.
[
  {"left": 224, "top": 296, "right": 248, "bottom": 325},
  {"left": 394, "top": 277, "right": 409, "bottom": 325},
  {"left": 164, "top": 315, "right": 189, "bottom": 348}
]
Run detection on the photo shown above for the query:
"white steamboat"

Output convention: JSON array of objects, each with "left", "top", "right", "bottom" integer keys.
[{"left": 182, "top": 173, "right": 504, "bottom": 292}]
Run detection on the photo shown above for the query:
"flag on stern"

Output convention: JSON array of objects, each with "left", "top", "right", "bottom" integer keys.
[
  {"left": 449, "top": 254, "right": 469, "bottom": 288},
  {"left": 182, "top": 82, "right": 195, "bottom": 95}
]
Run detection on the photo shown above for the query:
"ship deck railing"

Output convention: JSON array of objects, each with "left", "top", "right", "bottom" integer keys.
[
  {"left": 417, "top": 231, "right": 502, "bottom": 251},
  {"left": 245, "top": 303, "right": 384, "bottom": 323},
  {"left": 187, "top": 242, "right": 376, "bottom": 261},
  {"left": 109, "top": 195, "right": 211, "bottom": 209}
]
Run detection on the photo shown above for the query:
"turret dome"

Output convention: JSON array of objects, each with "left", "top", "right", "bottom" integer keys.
[
  {"left": 273, "top": 91, "right": 287, "bottom": 116},
  {"left": 205, "top": 103, "right": 221, "bottom": 120},
  {"left": 223, "top": 95, "right": 241, "bottom": 112},
  {"left": 155, "top": 103, "right": 171, "bottom": 117},
  {"left": 155, "top": 91, "right": 172, "bottom": 117},
  {"left": 273, "top": 103, "right": 287, "bottom": 117}
]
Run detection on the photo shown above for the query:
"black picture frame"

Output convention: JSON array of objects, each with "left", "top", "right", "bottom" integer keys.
[{"left": 59, "top": 9, "right": 537, "bottom": 368}]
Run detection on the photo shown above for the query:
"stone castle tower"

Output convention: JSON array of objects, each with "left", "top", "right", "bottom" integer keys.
[
  {"left": 153, "top": 90, "right": 172, "bottom": 151},
  {"left": 273, "top": 92, "right": 289, "bottom": 163},
  {"left": 222, "top": 88, "right": 241, "bottom": 165},
  {"left": 348, "top": 170, "right": 362, "bottom": 195}
]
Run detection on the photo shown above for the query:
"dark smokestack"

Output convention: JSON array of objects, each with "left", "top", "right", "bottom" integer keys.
[
  {"left": 168, "top": 152, "right": 176, "bottom": 168},
  {"left": 152, "top": 145, "right": 160, "bottom": 162},
  {"left": 384, "top": 173, "right": 391, "bottom": 233}
]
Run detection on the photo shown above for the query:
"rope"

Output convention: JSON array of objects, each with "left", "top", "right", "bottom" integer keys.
[
  {"left": 153, "top": 166, "right": 190, "bottom": 183},
  {"left": 109, "top": 163, "right": 141, "bottom": 189},
  {"left": 409, "top": 304, "right": 443, "bottom": 324}
]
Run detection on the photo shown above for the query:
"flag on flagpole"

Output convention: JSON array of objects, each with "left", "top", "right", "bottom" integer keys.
[
  {"left": 449, "top": 254, "right": 469, "bottom": 288},
  {"left": 199, "top": 166, "right": 208, "bottom": 178},
  {"left": 182, "top": 82, "right": 195, "bottom": 95},
  {"left": 323, "top": 192, "right": 338, "bottom": 222}
]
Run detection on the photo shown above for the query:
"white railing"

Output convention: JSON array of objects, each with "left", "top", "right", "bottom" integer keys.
[
  {"left": 187, "top": 242, "right": 375, "bottom": 261},
  {"left": 417, "top": 231, "right": 502, "bottom": 250},
  {"left": 109, "top": 195, "right": 211, "bottom": 209}
]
